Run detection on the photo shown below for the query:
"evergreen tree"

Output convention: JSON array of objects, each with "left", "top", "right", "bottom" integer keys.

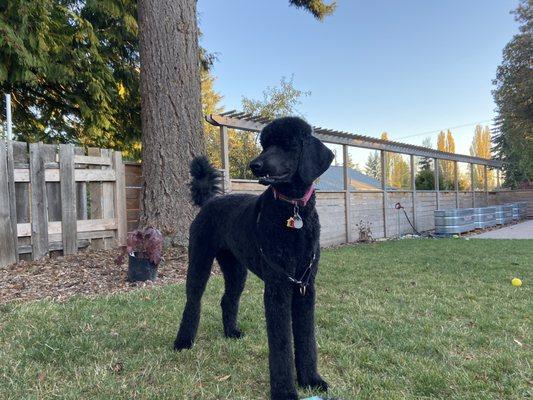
[
  {"left": 416, "top": 137, "right": 437, "bottom": 190},
  {"left": 289, "top": 0, "right": 337, "bottom": 19},
  {"left": 0, "top": 0, "right": 138, "bottom": 148},
  {"left": 364, "top": 151, "right": 381, "bottom": 180},
  {"left": 418, "top": 137, "right": 433, "bottom": 171},
  {"left": 493, "top": 0, "right": 533, "bottom": 188},
  {"left": 345, "top": 153, "right": 361, "bottom": 171},
  {"left": 415, "top": 169, "right": 435, "bottom": 190},
  {"left": 0, "top": 0, "right": 220, "bottom": 160}
]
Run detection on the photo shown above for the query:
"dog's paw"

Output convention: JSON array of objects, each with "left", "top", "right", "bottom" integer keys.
[
  {"left": 173, "top": 337, "right": 193, "bottom": 351},
  {"left": 224, "top": 328, "right": 244, "bottom": 339},
  {"left": 298, "top": 375, "right": 329, "bottom": 392}
]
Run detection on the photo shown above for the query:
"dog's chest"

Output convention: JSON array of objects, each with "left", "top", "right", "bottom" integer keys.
[{"left": 257, "top": 205, "right": 319, "bottom": 268}]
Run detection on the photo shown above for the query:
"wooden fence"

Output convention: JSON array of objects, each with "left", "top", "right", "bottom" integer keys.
[
  {"left": 0, "top": 140, "right": 126, "bottom": 267},
  {"left": 1, "top": 141, "right": 529, "bottom": 268},
  {"left": 123, "top": 163, "right": 532, "bottom": 248}
]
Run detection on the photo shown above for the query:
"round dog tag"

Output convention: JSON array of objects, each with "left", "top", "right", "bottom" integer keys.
[{"left": 293, "top": 215, "right": 303, "bottom": 229}]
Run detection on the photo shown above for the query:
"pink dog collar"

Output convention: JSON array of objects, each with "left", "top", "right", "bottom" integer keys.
[{"left": 272, "top": 185, "right": 315, "bottom": 207}]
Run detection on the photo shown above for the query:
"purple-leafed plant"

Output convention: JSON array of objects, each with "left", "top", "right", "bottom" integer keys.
[{"left": 116, "top": 227, "right": 164, "bottom": 266}]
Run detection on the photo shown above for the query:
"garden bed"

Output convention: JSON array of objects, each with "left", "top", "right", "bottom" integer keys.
[{"left": 0, "top": 246, "right": 197, "bottom": 304}]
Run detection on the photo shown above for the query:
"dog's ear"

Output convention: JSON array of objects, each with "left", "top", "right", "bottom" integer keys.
[{"left": 298, "top": 136, "right": 334, "bottom": 184}]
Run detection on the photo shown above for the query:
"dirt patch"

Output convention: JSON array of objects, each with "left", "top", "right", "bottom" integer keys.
[{"left": 0, "top": 246, "right": 208, "bottom": 305}]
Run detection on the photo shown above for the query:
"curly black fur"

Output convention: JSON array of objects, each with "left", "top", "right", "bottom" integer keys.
[
  {"left": 189, "top": 156, "right": 222, "bottom": 207},
  {"left": 174, "top": 117, "right": 334, "bottom": 400}
]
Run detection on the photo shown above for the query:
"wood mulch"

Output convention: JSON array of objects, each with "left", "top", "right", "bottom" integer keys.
[{"left": 0, "top": 246, "right": 205, "bottom": 305}]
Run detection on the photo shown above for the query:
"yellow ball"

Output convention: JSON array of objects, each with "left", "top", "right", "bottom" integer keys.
[{"left": 511, "top": 278, "right": 522, "bottom": 287}]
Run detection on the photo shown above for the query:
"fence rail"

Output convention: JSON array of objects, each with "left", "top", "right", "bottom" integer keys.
[{"left": 0, "top": 140, "right": 126, "bottom": 267}]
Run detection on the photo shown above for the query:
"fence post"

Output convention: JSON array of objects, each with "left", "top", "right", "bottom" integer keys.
[
  {"left": 0, "top": 140, "right": 17, "bottom": 266},
  {"left": 29, "top": 142, "right": 49, "bottom": 260},
  {"left": 7, "top": 141, "right": 18, "bottom": 262},
  {"left": 59, "top": 144, "right": 77, "bottom": 255},
  {"left": 219, "top": 126, "right": 230, "bottom": 193},
  {"left": 454, "top": 161, "right": 459, "bottom": 208},
  {"left": 342, "top": 144, "right": 352, "bottom": 242},
  {"left": 434, "top": 158, "right": 440, "bottom": 210},
  {"left": 484, "top": 165, "right": 488, "bottom": 205},
  {"left": 381, "top": 150, "right": 387, "bottom": 238},
  {"left": 410, "top": 154, "right": 416, "bottom": 231},
  {"left": 470, "top": 163, "right": 475, "bottom": 207},
  {"left": 113, "top": 151, "right": 127, "bottom": 245}
]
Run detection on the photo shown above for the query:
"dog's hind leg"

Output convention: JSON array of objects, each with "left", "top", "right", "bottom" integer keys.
[
  {"left": 217, "top": 250, "right": 247, "bottom": 339},
  {"left": 174, "top": 246, "right": 215, "bottom": 351}
]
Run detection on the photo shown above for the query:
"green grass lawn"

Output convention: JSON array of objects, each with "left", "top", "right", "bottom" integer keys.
[{"left": 0, "top": 239, "right": 531, "bottom": 399}]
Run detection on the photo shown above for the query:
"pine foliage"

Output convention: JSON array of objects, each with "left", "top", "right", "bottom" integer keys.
[{"left": 492, "top": 0, "right": 533, "bottom": 188}]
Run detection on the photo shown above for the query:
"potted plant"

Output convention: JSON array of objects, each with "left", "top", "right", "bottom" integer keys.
[{"left": 116, "top": 227, "right": 164, "bottom": 282}]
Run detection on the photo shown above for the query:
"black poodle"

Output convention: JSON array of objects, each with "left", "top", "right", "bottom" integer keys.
[{"left": 174, "top": 117, "right": 334, "bottom": 400}]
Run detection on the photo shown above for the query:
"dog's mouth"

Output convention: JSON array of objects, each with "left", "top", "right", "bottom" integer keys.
[{"left": 257, "top": 172, "right": 291, "bottom": 185}]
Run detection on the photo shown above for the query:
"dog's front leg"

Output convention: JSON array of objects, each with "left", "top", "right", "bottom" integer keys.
[
  {"left": 292, "top": 284, "right": 329, "bottom": 392},
  {"left": 264, "top": 280, "right": 298, "bottom": 400}
]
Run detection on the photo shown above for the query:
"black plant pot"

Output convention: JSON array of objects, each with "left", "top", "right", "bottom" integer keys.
[{"left": 127, "top": 253, "right": 158, "bottom": 282}]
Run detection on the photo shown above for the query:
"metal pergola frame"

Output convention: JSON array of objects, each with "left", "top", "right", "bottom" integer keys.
[{"left": 206, "top": 111, "right": 503, "bottom": 239}]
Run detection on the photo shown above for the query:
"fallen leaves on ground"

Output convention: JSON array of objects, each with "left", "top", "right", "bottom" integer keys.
[{"left": 0, "top": 246, "right": 217, "bottom": 305}]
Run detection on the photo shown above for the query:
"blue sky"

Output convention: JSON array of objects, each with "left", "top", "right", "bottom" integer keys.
[{"left": 197, "top": 0, "right": 520, "bottom": 158}]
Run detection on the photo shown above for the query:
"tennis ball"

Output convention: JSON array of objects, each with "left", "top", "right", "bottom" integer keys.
[{"left": 511, "top": 278, "right": 522, "bottom": 287}]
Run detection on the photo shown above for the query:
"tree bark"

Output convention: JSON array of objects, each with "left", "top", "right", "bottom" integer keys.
[{"left": 138, "top": 0, "right": 204, "bottom": 245}]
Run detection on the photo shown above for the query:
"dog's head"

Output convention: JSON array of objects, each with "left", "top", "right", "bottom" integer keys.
[{"left": 249, "top": 117, "right": 334, "bottom": 187}]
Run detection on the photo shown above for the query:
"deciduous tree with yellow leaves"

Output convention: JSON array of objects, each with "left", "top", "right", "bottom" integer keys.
[
  {"left": 437, "top": 129, "right": 456, "bottom": 189},
  {"left": 470, "top": 125, "right": 494, "bottom": 189},
  {"left": 381, "top": 132, "right": 410, "bottom": 189}
]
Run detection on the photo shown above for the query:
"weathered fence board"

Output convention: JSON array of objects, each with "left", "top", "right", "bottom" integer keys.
[
  {"left": 29, "top": 143, "right": 49, "bottom": 260},
  {"left": 59, "top": 144, "right": 77, "bottom": 254},
  {"left": 0, "top": 141, "right": 17, "bottom": 266},
  {"left": 75, "top": 147, "right": 88, "bottom": 221},
  {"left": 14, "top": 168, "right": 116, "bottom": 182}
]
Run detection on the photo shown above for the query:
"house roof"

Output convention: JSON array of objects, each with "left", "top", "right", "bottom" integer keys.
[{"left": 315, "top": 165, "right": 385, "bottom": 191}]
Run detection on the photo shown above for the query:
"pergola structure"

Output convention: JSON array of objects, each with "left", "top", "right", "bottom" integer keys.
[{"left": 206, "top": 111, "right": 504, "bottom": 238}]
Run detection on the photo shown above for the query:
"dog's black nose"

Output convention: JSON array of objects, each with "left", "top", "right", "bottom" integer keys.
[{"left": 249, "top": 160, "right": 263, "bottom": 174}]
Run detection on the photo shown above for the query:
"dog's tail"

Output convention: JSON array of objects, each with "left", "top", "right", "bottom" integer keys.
[{"left": 189, "top": 156, "right": 222, "bottom": 207}]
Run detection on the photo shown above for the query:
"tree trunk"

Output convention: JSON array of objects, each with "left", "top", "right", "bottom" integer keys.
[{"left": 138, "top": 0, "right": 204, "bottom": 246}]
